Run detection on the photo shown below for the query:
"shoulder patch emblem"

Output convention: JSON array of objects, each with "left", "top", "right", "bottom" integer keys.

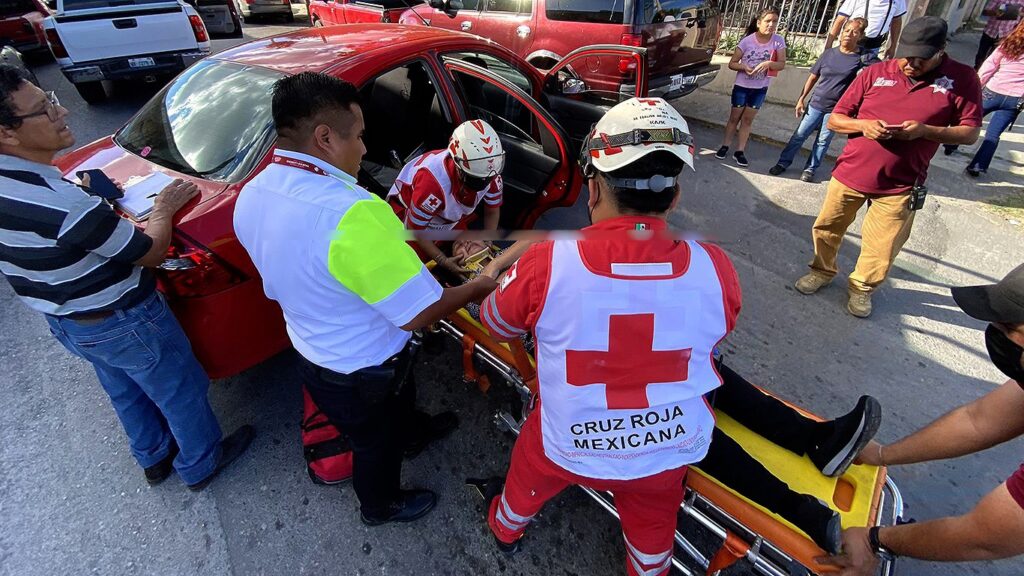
[
  {"left": 499, "top": 262, "right": 518, "bottom": 293},
  {"left": 422, "top": 193, "right": 443, "bottom": 212}
]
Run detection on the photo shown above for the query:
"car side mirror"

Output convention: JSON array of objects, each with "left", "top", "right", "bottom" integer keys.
[
  {"left": 562, "top": 78, "right": 587, "bottom": 95},
  {"left": 428, "top": 0, "right": 461, "bottom": 18}
]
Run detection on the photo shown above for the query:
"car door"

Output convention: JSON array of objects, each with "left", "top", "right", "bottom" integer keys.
[
  {"left": 541, "top": 45, "right": 648, "bottom": 149},
  {"left": 471, "top": 0, "right": 534, "bottom": 58},
  {"left": 424, "top": 0, "right": 478, "bottom": 34},
  {"left": 440, "top": 51, "right": 579, "bottom": 230}
]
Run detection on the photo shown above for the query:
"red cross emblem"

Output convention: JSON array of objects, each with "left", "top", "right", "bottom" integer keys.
[{"left": 566, "top": 313, "right": 691, "bottom": 410}]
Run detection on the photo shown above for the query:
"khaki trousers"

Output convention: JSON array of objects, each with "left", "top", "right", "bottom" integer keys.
[{"left": 809, "top": 178, "right": 916, "bottom": 293}]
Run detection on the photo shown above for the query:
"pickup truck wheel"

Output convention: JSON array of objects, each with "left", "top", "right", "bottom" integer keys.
[{"left": 74, "top": 81, "right": 106, "bottom": 104}]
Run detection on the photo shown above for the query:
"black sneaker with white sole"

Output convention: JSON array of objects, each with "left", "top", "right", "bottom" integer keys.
[
  {"left": 792, "top": 494, "right": 843, "bottom": 555},
  {"left": 733, "top": 151, "right": 749, "bottom": 167},
  {"left": 467, "top": 477, "right": 522, "bottom": 557},
  {"left": 714, "top": 146, "right": 729, "bottom": 159},
  {"left": 809, "top": 395, "right": 882, "bottom": 477}
]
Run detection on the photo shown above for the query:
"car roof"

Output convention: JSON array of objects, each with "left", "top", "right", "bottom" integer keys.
[{"left": 213, "top": 24, "right": 501, "bottom": 75}]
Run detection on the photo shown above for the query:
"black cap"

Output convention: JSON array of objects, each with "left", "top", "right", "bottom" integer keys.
[
  {"left": 895, "top": 16, "right": 948, "bottom": 59},
  {"left": 952, "top": 263, "right": 1024, "bottom": 324}
]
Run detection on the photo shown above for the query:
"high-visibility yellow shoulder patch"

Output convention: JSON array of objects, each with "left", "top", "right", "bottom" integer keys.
[{"left": 328, "top": 197, "right": 421, "bottom": 305}]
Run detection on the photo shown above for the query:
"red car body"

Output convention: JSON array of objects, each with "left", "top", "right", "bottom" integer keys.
[
  {"left": 0, "top": 0, "right": 50, "bottom": 53},
  {"left": 310, "top": 0, "right": 722, "bottom": 100},
  {"left": 56, "top": 25, "right": 649, "bottom": 378}
]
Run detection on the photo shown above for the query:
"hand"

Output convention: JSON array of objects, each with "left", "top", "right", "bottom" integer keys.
[
  {"left": 815, "top": 527, "right": 880, "bottom": 576},
  {"left": 479, "top": 257, "right": 504, "bottom": 281},
  {"left": 752, "top": 61, "right": 771, "bottom": 75},
  {"left": 436, "top": 254, "right": 470, "bottom": 276},
  {"left": 744, "top": 65, "right": 756, "bottom": 76},
  {"left": 453, "top": 239, "right": 488, "bottom": 265},
  {"left": 152, "top": 179, "right": 199, "bottom": 215},
  {"left": 883, "top": 46, "right": 895, "bottom": 60},
  {"left": 859, "top": 119, "right": 893, "bottom": 141},
  {"left": 854, "top": 440, "right": 885, "bottom": 466},
  {"left": 795, "top": 99, "right": 806, "bottom": 118},
  {"left": 891, "top": 120, "right": 928, "bottom": 141}
]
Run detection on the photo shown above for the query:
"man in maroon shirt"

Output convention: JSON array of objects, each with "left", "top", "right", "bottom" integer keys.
[
  {"left": 793, "top": 17, "right": 982, "bottom": 318},
  {"left": 820, "top": 262, "right": 1024, "bottom": 574}
]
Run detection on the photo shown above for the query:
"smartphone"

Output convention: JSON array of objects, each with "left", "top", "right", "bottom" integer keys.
[
  {"left": 76, "top": 169, "right": 123, "bottom": 200},
  {"left": 883, "top": 124, "right": 904, "bottom": 131}
]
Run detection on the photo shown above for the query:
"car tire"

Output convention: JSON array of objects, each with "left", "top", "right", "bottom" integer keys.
[{"left": 74, "top": 81, "right": 106, "bottom": 104}]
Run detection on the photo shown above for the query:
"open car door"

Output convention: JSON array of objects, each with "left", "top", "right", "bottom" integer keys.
[{"left": 542, "top": 45, "right": 648, "bottom": 150}]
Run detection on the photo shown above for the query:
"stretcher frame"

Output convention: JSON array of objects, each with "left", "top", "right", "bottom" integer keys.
[{"left": 434, "top": 311, "right": 904, "bottom": 576}]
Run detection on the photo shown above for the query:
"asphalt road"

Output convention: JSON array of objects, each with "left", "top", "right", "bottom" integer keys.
[{"left": 2, "top": 21, "right": 1023, "bottom": 576}]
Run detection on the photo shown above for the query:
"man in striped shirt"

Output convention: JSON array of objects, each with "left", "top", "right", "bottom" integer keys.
[{"left": 0, "top": 64, "right": 252, "bottom": 489}]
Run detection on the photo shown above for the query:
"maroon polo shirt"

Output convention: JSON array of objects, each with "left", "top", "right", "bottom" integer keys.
[{"left": 831, "top": 55, "right": 983, "bottom": 195}]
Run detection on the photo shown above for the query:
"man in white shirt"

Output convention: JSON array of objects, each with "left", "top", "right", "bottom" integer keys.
[{"left": 825, "top": 0, "right": 907, "bottom": 59}]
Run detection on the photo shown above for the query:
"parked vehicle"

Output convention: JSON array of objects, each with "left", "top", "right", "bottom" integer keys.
[
  {"left": 189, "top": 0, "right": 243, "bottom": 37},
  {"left": 42, "top": 0, "right": 211, "bottom": 103},
  {"left": 289, "top": 0, "right": 306, "bottom": 20},
  {"left": 55, "top": 24, "right": 651, "bottom": 378},
  {"left": 233, "top": 0, "right": 291, "bottom": 22},
  {"left": 309, "top": 0, "right": 415, "bottom": 26},
  {"left": 0, "top": 0, "right": 50, "bottom": 54},
  {"left": 0, "top": 44, "right": 39, "bottom": 84}
]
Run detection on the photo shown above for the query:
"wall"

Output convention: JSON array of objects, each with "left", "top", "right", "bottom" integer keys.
[{"left": 703, "top": 55, "right": 813, "bottom": 106}]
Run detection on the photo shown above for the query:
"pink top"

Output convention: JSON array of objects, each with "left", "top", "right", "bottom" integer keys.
[
  {"left": 734, "top": 33, "right": 787, "bottom": 90},
  {"left": 979, "top": 46, "right": 1024, "bottom": 97},
  {"left": 983, "top": 0, "right": 1024, "bottom": 39}
]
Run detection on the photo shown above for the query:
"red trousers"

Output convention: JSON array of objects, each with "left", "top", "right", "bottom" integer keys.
[{"left": 488, "top": 413, "right": 687, "bottom": 576}]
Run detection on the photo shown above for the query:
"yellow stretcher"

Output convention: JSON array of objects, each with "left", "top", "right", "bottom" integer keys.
[{"left": 428, "top": 250, "right": 904, "bottom": 576}]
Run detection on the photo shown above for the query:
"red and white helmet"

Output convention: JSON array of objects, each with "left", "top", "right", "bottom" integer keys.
[
  {"left": 582, "top": 97, "right": 695, "bottom": 178},
  {"left": 448, "top": 119, "right": 505, "bottom": 179}
]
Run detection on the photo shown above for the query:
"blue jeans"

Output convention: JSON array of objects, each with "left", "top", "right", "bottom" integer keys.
[
  {"left": 776, "top": 105, "right": 834, "bottom": 175},
  {"left": 46, "top": 291, "right": 222, "bottom": 484},
  {"left": 968, "top": 88, "right": 1021, "bottom": 172}
]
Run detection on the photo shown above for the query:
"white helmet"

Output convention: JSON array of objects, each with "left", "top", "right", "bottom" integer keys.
[
  {"left": 581, "top": 97, "right": 695, "bottom": 192},
  {"left": 448, "top": 119, "right": 505, "bottom": 179}
]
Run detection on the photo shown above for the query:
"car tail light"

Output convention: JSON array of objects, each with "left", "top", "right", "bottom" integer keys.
[
  {"left": 619, "top": 33, "right": 643, "bottom": 73},
  {"left": 157, "top": 235, "right": 246, "bottom": 299},
  {"left": 45, "top": 28, "right": 67, "bottom": 59},
  {"left": 188, "top": 14, "right": 208, "bottom": 43}
]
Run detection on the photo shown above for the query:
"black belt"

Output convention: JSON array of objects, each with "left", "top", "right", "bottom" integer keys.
[{"left": 64, "top": 309, "right": 115, "bottom": 323}]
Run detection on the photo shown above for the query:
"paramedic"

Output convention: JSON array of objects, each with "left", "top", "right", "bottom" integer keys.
[{"left": 233, "top": 73, "right": 497, "bottom": 526}]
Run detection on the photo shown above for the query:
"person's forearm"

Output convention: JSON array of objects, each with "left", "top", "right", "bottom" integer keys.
[
  {"left": 769, "top": 58, "right": 786, "bottom": 71},
  {"left": 483, "top": 206, "right": 500, "bottom": 232},
  {"left": 825, "top": 16, "right": 846, "bottom": 49},
  {"left": 888, "top": 17, "right": 902, "bottom": 49},
  {"left": 798, "top": 75, "right": 818, "bottom": 102},
  {"left": 416, "top": 237, "right": 445, "bottom": 262},
  {"left": 728, "top": 60, "right": 746, "bottom": 72},
  {"left": 136, "top": 209, "right": 174, "bottom": 267},
  {"left": 920, "top": 124, "right": 981, "bottom": 145},
  {"left": 826, "top": 113, "right": 864, "bottom": 134},
  {"left": 400, "top": 278, "right": 497, "bottom": 331}
]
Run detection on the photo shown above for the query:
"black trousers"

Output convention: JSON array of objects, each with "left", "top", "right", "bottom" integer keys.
[
  {"left": 300, "top": 345, "right": 418, "bottom": 517},
  {"left": 975, "top": 32, "right": 999, "bottom": 70},
  {"left": 700, "top": 364, "right": 832, "bottom": 526}
]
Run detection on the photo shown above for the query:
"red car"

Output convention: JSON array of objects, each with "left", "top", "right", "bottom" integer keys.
[
  {"left": 311, "top": 0, "right": 722, "bottom": 100},
  {"left": 0, "top": 0, "right": 49, "bottom": 53},
  {"left": 56, "top": 25, "right": 650, "bottom": 378}
]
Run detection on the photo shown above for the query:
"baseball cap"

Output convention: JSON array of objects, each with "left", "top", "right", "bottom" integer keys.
[
  {"left": 895, "top": 16, "right": 948, "bottom": 59},
  {"left": 951, "top": 262, "right": 1024, "bottom": 324}
]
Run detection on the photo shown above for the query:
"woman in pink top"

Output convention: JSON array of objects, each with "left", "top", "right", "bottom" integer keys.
[
  {"left": 958, "top": 20, "right": 1024, "bottom": 176},
  {"left": 716, "top": 7, "right": 787, "bottom": 167}
]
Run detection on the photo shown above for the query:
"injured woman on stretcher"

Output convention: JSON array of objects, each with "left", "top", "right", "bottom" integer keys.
[{"left": 438, "top": 244, "right": 883, "bottom": 559}]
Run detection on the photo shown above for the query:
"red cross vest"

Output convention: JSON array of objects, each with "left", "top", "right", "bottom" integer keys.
[
  {"left": 534, "top": 239, "right": 727, "bottom": 480},
  {"left": 387, "top": 151, "right": 491, "bottom": 230}
]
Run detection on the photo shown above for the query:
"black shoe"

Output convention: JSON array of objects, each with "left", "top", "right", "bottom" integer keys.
[
  {"left": 405, "top": 411, "right": 459, "bottom": 458},
  {"left": 809, "top": 396, "right": 881, "bottom": 477},
  {"left": 965, "top": 166, "right": 981, "bottom": 178},
  {"left": 800, "top": 170, "right": 815, "bottom": 183},
  {"left": 768, "top": 164, "right": 785, "bottom": 176},
  {"left": 144, "top": 441, "right": 179, "bottom": 486},
  {"left": 186, "top": 425, "right": 255, "bottom": 491},
  {"left": 943, "top": 144, "right": 958, "bottom": 156},
  {"left": 360, "top": 489, "right": 437, "bottom": 526},
  {"left": 714, "top": 145, "right": 729, "bottom": 159},
  {"left": 793, "top": 494, "right": 842, "bottom": 555},
  {"left": 469, "top": 477, "right": 522, "bottom": 557},
  {"left": 733, "top": 151, "right": 749, "bottom": 167}
]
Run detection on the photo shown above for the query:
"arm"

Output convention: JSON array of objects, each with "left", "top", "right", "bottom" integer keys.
[
  {"left": 982, "top": 0, "right": 1003, "bottom": 17},
  {"left": 827, "top": 112, "right": 893, "bottom": 139},
  {"left": 895, "top": 122, "right": 981, "bottom": 145},
  {"left": 400, "top": 276, "right": 496, "bottom": 331},
  {"left": 883, "top": 15, "right": 903, "bottom": 60},
  {"left": 135, "top": 180, "right": 200, "bottom": 267},
  {"left": 978, "top": 47, "right": 1003, "bottom": 86},
  {"left": 796, "top": 72, "right": 820, "bottom": 117},
  {"left": 727, "top": 47, "right": 749, "bottom": 73},
  {"left": 825, "top": 14, "right": 848, "bottom": 50},
  {"left": 769, "top": 46, "right": 786, "bottom": 71},
  {"left": 483, "top": 204, "right": 500, "bottom": 231},
  {"left": 860, "top": 380, "right": 1024, "bottom": 466}
]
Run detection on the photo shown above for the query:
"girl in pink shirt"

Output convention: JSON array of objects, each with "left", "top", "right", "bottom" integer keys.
[{"left": 716, "top": 7, "right": 787, "bottom": 167}]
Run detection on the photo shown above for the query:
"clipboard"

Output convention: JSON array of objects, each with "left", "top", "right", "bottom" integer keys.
[{"left": 115, "top": 172, "right": 175, "bottom": 221}]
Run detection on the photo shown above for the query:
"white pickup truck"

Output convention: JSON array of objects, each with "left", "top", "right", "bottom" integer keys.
[{"left": 42, "top": 0, "right": 211, "bottom": 103}]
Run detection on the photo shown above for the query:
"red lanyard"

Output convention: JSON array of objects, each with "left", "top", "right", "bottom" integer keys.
[{"left": 271, "top": 153, "right": 329, "bottom": 176}]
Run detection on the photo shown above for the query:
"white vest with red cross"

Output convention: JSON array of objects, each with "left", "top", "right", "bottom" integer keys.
[
  {"left": 534, "top": 239, "right": 727, "bottom": 480},
  {"left": 387, "top": 150, "right": 494, "bottom": 230}
]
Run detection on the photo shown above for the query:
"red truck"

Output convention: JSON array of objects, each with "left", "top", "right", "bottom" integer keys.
[
  {"left": 0, "top": 0, "right": 49, "bottom": 54},
  {"left": 310, "top": 0, "right": 721, "bottom": 100}
]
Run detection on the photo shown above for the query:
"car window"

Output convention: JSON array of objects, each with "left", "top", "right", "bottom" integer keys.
[
  {"left": 63, "top": 0, "right": 173, "bottom": 9},
  {"left": 484, "top": 0, "right": 526, "bottom": 13},
  {"left": 545, "top": 0, "right": 631, "bottom": 24},
  {"left": 637, "top": 0, "right": 698, "bottom": 24},
  {"left": 0, "top": 0, "right": 35, "bottom": 16},
  {"left": 448, "top": 68, "right": 536, "bottom": 145},
  {"left": 442, "top": 51, "right": 533, "bottom": 94},
  {"left": 453, "top": 0, "right": 479, "bottom": 10},
  {"left": 115, "top": 60, "right": 282, "bottom": 183}
]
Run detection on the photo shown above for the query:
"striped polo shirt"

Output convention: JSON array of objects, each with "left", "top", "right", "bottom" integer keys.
[{"left": 0, "top": 154, "right": 155, "bottom": 316}]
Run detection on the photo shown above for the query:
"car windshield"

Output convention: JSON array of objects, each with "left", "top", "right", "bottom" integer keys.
[
  {"left": 0, "top": 0, "right": 35, "bottom": 16},
  {"left": 115, "top": 60, "right": 282, "bottom": 183},
  {"left": 545, "top": 0, "right": 633, "bottom": 24}
]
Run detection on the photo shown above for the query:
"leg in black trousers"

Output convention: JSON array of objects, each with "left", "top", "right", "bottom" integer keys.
[{"left": 975, "top": 32, "right": 999, "bottom": 70}]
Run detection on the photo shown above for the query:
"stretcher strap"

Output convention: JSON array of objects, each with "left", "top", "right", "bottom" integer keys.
[
  {"left": 461, "top": 334, "right": 491, "bottom": 393},
  {"left": 705, "top": 531, "right": 749, "bottom": 575},
  {"left": 509, "top": 340, "right": 538, "bottom": 394}
]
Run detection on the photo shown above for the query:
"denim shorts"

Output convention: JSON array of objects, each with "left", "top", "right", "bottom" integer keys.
[{"left": 731, "top": 85, "right": 769, "bottom": 109}]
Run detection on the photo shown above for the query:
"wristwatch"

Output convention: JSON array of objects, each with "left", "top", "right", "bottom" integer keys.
[{"left": 868, "top": 526, "right": 896, "bottom": 560}]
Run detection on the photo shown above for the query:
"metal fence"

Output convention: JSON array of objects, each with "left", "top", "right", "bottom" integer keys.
[{"left": 717, "top": 0, "right": 844, "bottom": 63}]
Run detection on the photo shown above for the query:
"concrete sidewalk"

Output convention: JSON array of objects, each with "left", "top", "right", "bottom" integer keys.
[{"left": 675, "top": 29, "right": 1024, "bottom": 194}]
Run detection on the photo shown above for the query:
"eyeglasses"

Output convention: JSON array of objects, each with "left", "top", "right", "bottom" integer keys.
[{"left": 12, "top": 91, "right": 62, "bottom": 123}]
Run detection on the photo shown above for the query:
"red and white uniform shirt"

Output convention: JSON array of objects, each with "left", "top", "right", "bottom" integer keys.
[
  {"left": 386, "top": 150, "right": 502, "bottom": 230},
  {"left": 481, "top": 217, "right": 742, "bottom": 481}
]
